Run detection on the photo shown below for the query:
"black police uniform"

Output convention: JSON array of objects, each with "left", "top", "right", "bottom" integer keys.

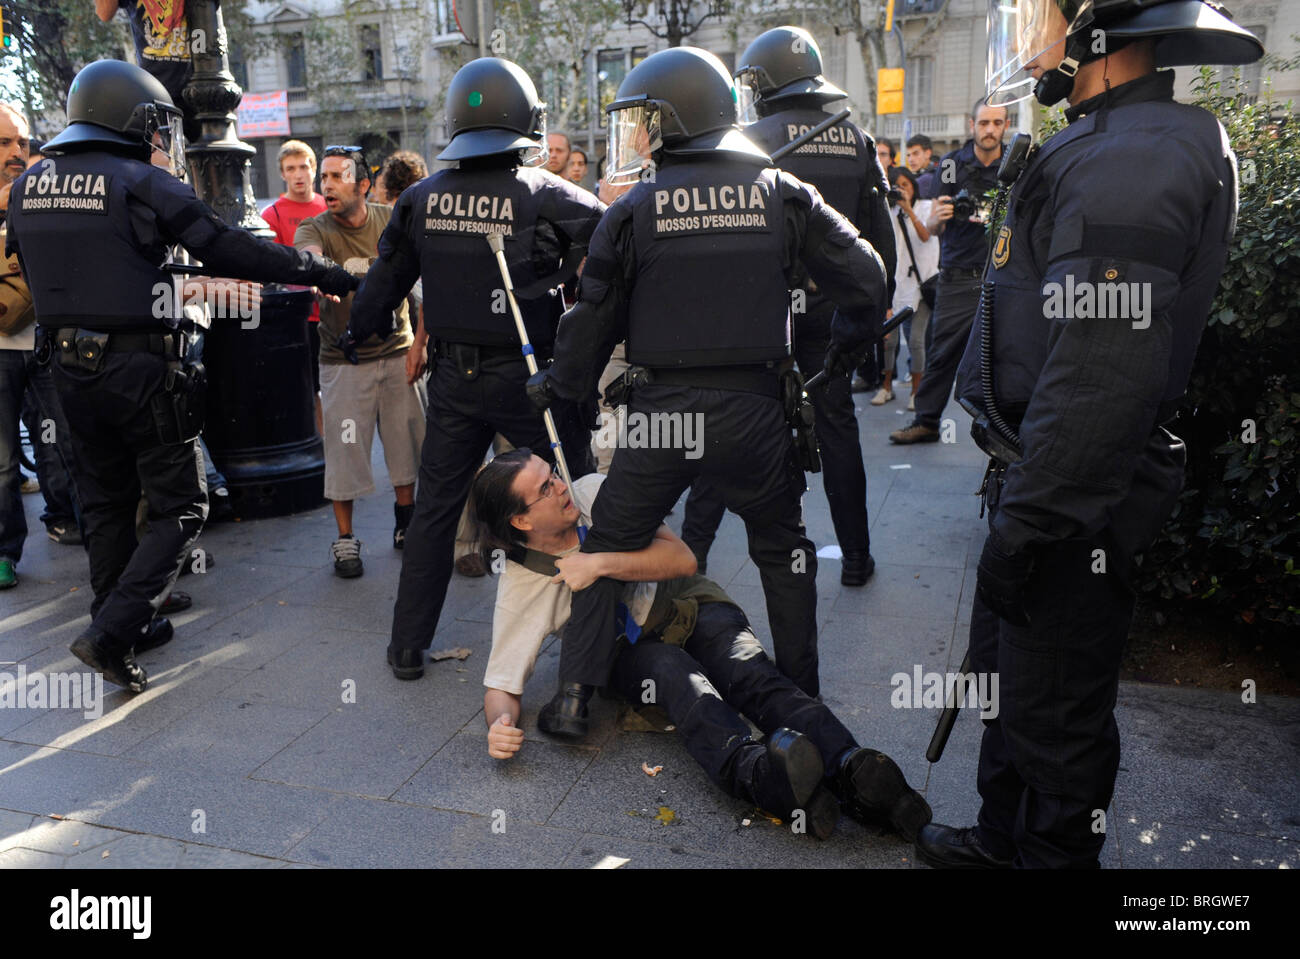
[
  {"left": 952, "top": 71, "right": 1239, "bottom": 867},
  {"left": 543, "top": 153, "right": 887, "bottom": 698},
  {"left": 908, "top": 138, "right": 1002, "bottom": 431},
  {"left": 681, "top": 101, "right": 897, "bottom": 574},
  {"left": 6, "top": 150, "right": 354, "bottom": 654},
  {"left": 346, "top": 160, "right": 605, "bottom": 668}
]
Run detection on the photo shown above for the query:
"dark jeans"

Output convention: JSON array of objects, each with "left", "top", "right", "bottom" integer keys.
[
  {"left": 21, "top": 374, "right": 80, "bottom": 528},
  {"left": 563, "top": 383, "right": 820, "bottom": 697},
  {"left": 53, "top": 349, "right": 207, "bottom": 643},
  {"left": 609, "top": 602, "right": 855, "bottom": 794},
  {"left": 683, "top": 304, "right": 869, "bottom": 564},
  {"left": 1, "top": 348, "right": 82, "bottom": 562},
  {"left": 971, "top": 532, "right": 1134, "bottom": 869},
  {"left": 389, "top": 350, "right": 593, "bottom": 652},
  {"left": 913, "top": 274, "right": 982, "bottom": 429}
]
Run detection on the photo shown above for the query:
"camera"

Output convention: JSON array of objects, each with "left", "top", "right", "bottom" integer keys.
[
  {"left": 887, "top": 187, "right": 902, "bottom": 204},
  {"left": 951, "top": 189, "right": 977, "bottom": 220}
]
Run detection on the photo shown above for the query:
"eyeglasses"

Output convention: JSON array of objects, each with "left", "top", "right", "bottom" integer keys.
[{"left": 521, "top": 463, "right": 564, "bottom": 511}]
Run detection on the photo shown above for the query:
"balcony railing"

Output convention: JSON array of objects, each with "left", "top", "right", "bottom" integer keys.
[{"left": 880, "top": 110, "right": 1021, "bottom": 140}]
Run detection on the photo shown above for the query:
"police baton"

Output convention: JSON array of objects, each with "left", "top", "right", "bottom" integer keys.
[
  {"left": 801, "top": 306, "right": 912, "bottom": 394},
  {"left": 485, "top": 232, "right": 588, "bottom": 527},
  {"left": 769, "top": 108, "right": 853, "bottom": 163},
  {"left": 926, "top": 649, "right": 972, "bottom": 763}
]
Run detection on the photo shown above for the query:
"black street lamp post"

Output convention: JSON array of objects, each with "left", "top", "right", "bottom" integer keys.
[
  {"left": 184, "top": 0, "right": 325, "bottom": 519},
  {"left": 620, "top": 0, "right": 729, "bottom": 48}
]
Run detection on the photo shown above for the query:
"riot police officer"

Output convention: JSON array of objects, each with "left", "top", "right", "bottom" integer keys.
[
  {"left": 677, "top": 25, "right": 897, "bottom": 587},
  {"left": 528, "top": 46, "right": 887, "bottom": 725},
  {"left": 342, "top": 57, "right": 606, "bottom": 681},
  {"left": 915, "top": 0, "right": 1262, "bottom": 868},
  {"left": 5, "top": 60, "right": 357, "bottom": 693}
]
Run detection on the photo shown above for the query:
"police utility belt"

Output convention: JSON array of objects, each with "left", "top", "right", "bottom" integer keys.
[
  {"left": 40, "top": 326, "right": 205, "bottom": 446},
  {"left": 604, "top": 363, "right": 821, "bottom": 474}
]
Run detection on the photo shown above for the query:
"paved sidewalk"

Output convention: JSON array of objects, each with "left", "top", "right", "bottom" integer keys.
[{"left": 2, "top": 388, "right": 1296, "bottom": 868}]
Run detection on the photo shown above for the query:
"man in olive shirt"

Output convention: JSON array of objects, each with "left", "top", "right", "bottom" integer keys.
[{"left": 295, "top": 147, "right": 424, "bottom": 577}]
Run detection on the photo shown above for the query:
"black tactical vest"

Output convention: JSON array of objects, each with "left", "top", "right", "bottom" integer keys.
[
  {"left": 625, "top": 156, "right": 790, "bottom": 367},
  {"left": 9, "top": 152, "right": 181, "bottom": 331},
  {"left": 407, "top": 166, "right": 592, "bottom": 352},
  {"left": 747, "top": 107, "right": 871, "bottom": 225}
]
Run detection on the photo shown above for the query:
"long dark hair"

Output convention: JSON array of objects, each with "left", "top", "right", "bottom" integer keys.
[{"left": 468, "top": 448, "right": 535, "bottom": 556}]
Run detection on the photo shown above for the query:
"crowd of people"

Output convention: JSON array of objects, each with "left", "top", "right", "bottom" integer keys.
[{"left": 0, "top": 0, "right": 1266, "bottom": 870}]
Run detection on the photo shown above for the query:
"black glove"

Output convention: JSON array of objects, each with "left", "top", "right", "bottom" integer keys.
[
  {"left": 823, "top": 342, "right": 860, "bottom": 379},
  {"left": 336, "top": 330, "right": 360, "bottom": 366},
  {"left": 526, "top": 368, "right": 557, "bottom": 412},
  {"left": 319, "top": 266, "right": 360, "bottom": 298},
  {"left": 976, "top": 534, "right": 1035, "bottom": 627}
]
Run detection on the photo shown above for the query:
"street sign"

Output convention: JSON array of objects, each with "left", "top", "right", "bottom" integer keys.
[{"left": 453, "top": 0, "right": 496, "bottom": 49}]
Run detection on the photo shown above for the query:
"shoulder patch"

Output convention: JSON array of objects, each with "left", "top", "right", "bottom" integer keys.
[{"left": 993, "top": 224, "right": 1011, "bottom": 270}]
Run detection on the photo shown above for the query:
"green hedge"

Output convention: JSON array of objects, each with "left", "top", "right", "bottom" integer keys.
[{"left": 1134, "top": 66, "right": 1300, "bottom": 631}]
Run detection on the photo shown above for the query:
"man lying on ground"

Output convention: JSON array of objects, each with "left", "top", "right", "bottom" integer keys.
[{"left": 470, "top": 449, "right": 932, "bottom": 841}]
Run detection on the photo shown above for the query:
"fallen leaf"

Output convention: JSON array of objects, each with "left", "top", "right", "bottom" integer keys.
[
  {"left": 278, "top": 601, "right": 286, "bottom": 606},
  {"left": 48, "top": 814, "right": 64, "bottom": 820},
  {"left": 641, "top": 762, "right": 663, "bottom": 777},
  {"left": 101, "top": 850, "right": 109, "bottom": 859},
  {"left": 654, "top": 806, "right": 675, "bottom": 825},
  {"left": 431, "top": 647, "right": 472, "bottom": 662},
  {"left": 69, "top": 587, "right": 78, "bottom": 592},
  {"left": 72, "top": 840, "right": 79, "bottom": 847}
]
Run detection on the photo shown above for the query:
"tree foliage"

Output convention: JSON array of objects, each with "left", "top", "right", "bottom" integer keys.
[{"left": 1134, "top": 65, "right": 1300, "bottom": 632}]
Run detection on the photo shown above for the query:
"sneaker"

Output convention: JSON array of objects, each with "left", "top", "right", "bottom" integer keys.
[
  {"left": 332, "top": 534, "right": 363, "bottom": 578},
  {"left": 907, "top": 395, "right": 915, "bottom": 411},
  {"left": 19, "top": 474, "right": 38, "bottom": 494},
  {"left": 889, "top": 422, "right": 941, "bottom": 445},
  {"left": 159, "top": 591, "right": 192, "bottom": 615},
  {"left": 46, "top": 521, "right": 83, "bottom": 546},
  {"left": 870, "top": 387, "right": 894, "bottom": 406},
  {"left": 393, "top": 503, "right": 414, "bottom": 550},
  {"left": 0, "top": 557, "right": 15, "bottom": 589},
  {"left": 69, "top": 626, "right": 147, "bottom": 693}
]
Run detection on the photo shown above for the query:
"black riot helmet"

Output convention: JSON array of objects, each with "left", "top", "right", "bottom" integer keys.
[
  {"left": 735, "top": 26, "right": 848, "bottom": 122},
  {"left": 988, "top": 0, "right": 1264, "bottom": 107},
  {"left": 439, "top": 57, "right": 547, "bottom": 165},
  {"left": 604, "top": 46, "right": 767, "bottom": 185},
  {"left": 44, "top": 59, "right": 185, "bottom": 170}
]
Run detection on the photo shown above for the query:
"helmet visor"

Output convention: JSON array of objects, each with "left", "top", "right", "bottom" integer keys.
[
  {"left": 152, "top": 110, "right": 188, "bottom": 179},
  {"left": 986, "top": 0, "right": 1094, "bottom": 106},
  {"left": 605, "top": 103, "right": 662, "bottom": 186},
  {"left": 735, "top": 70, "right": 762, "bottom": 126},
  {"left": 522, "top": 105, "right": 548, "bottom": 168}
]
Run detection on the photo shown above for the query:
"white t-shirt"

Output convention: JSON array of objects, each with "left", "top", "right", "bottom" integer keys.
[
  {"left": 483, "top": 473, "right": 657, "bottom": 695},
  {"left": 890, "top": 199, "right": 939, "bottom": 313}
]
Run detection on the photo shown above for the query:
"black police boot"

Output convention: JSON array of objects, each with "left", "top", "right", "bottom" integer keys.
[
  {"left": 69, "top": 626, "right": 148, "bottom": 693},
  {"left": 393, "top": 503, "right": 415, "bottom": 550},
  {"left": 914, "top": 823, "right": 1013, "bottom": 870},
  {"left": 387, "top": 646, "right": 425, "bottom": 680},
  {"left": 841, "top": 550, "right": 875, "bottom": 587},
  {"left": 832, "top": 747, "right": 932, "bottom": 842},
  {"left": 735, "top": 728, "right": 840, "bottom": 839},
  {"left": 134, "top": 617, "right": 174, "bottom": 654},
  {"left": 537, "top": 682, "right": 594, "bottom": 739}
]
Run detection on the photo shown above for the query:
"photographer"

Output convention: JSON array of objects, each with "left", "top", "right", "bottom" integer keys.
[
  {"left": 890, "top": 99, "right": 1006, "bottom": 444},
  {"left": 874, "top": 166, "right": 938, "bottom": 411}
]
